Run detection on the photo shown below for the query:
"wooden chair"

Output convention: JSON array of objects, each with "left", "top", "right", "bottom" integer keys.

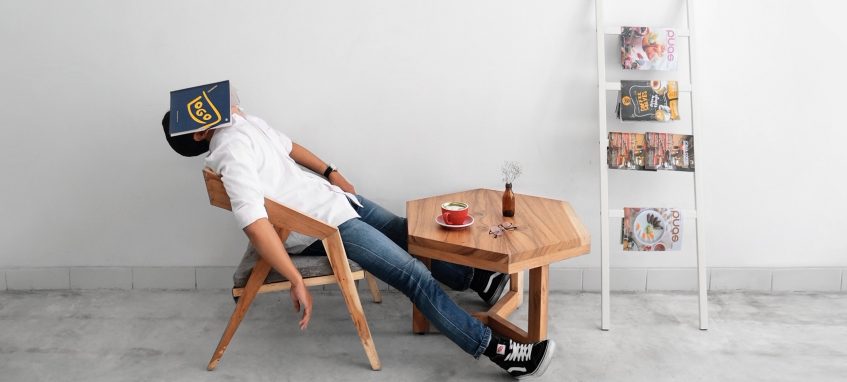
[{"left": 203, "top": 168, "right": 382, "bottom": 371}]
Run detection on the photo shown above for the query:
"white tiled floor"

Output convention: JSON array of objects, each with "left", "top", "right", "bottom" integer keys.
[
  {"left": 131, "top": 267, "right": 196, "bottom": 289},
  {"left": 772, "top": 269, "right": 842, "bottom": 292},
  {"left": 709, "top": 268, "right": 772, "bottom": 291},
  {"left": 70, "top": 267, "right": 133, "bottom": 289}
]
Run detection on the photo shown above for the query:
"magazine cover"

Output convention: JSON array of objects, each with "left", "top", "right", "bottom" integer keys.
[
  {"left": 620, "top": 27, "right": 679, "bottom": 71},
  {"left": 608, "top": 132, "right": 646, "bottom": 170},
  {"left": 168, "top": 80, "right": 231, "bottom": 137},
  {"left": 617, "top": 80, "right": 679, "bottom": 122},
  {"left": 622, "top": 207, "right": 683, "bottom": 251},
  {"left": 644, "top": 132, "right": 695, "bottom": 171}
]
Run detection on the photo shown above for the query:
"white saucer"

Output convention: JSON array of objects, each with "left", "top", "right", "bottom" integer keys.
[{"left": 435, "top": 215, "right": 475, "bottom": 229}]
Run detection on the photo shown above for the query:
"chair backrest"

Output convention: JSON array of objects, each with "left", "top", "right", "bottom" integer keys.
[{"left": 202, "top": 168, "right": 337, "bottom": 239}]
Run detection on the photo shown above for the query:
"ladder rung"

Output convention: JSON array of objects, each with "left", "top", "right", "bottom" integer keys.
[
  {"left": 609, "top": 209, "right": 697, "bottom": 218},
  {"left": 605, "top": 82, "right": 692, "bottom": 92},
  {"left": 604, "top": 26, "right": 690, "bottom": 37}
]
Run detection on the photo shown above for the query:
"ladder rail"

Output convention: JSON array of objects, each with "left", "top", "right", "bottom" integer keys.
[
  {"left": 595, "top": 0, "right": 612, "bottom": 332},
  {"left": 686, "top": 0, "right": 709, "bottom": 331}
]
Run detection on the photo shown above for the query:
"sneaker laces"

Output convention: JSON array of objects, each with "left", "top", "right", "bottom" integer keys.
[{"left": 504, "top": 340, "right": 533, "bottom": 362}]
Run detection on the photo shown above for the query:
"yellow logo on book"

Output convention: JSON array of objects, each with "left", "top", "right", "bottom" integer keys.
[{"left": 187, "top": 91, "right": 222, "bottom": 130}]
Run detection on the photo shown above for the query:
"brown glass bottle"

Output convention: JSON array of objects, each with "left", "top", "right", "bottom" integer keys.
[{"left": 502, "top": 183, "right": 515, "bottom": 217}]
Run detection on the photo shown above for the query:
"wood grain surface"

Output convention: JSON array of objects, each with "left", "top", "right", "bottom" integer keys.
[{"left": 407, "top": 189, "right": 590, "bottom": 273}]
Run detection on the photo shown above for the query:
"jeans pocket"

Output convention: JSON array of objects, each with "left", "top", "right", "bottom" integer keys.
[{"left": 351, "top": 194, "right": 365, "bottom": 212}]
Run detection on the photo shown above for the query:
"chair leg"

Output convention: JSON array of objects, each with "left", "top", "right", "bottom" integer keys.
[
  {"left": 323, "top": 232, "right": 381, "bottom": 371},
  {"left": 207, "top": 258, "right": 271, "bottom": 371},
  {"left": 364, "top": 271, "right": 382, "bottom": 303}
]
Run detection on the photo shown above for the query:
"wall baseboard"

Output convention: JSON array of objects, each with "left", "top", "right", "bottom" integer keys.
[{"left": 0, "top": 267, "right": 844, "bottom": 293}]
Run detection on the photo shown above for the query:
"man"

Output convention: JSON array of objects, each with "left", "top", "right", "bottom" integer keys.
[{"left": 160, "top": 100, "right": 556, "bottom": 379}]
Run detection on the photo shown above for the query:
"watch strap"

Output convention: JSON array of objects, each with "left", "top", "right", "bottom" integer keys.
[{"left": 323, "top": 163, "right": 336, "bottom": 178}]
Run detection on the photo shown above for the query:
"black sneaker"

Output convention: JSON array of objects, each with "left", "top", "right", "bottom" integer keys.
[
  {"left": 490, "top": 339, "right": 556, "bottom": 379},
  {"left": 474, "top": 271, "right": 509, "bottom": 306}
]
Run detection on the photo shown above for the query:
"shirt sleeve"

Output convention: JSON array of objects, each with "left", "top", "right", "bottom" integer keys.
[{"left": 205, "top": 133, "right": 268, "bottom": 229}]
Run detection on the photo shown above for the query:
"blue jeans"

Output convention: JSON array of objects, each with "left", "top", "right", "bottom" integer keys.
[{"left": 299, "top": 195, "right": 492, "bottom": 358}]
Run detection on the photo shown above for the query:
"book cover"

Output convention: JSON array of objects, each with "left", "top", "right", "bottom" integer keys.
[
  {"left": 608, "top": 132, "right": 647, "bottom": 170},
  {"left": 621, "top": 207, "right": 683, "bottom": 251},
  {"left": 168, "top": 80, "right": 231, "bottom": 137},
  {"left": 620, "top": 27, "right": 679, "bottom": 71},
  {"left": 617, "top": 80, "right": 679, "bottom": 122},
  {"left": 644, "top": 132, "right": 695, "bottom": 171}
]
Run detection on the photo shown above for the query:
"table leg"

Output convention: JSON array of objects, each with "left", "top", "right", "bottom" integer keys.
[
  {"left": 412, "top": 256, "right": 431, "bottom": 334},
  {"left": 510, "top": 270, "right": 523, "bottom": 307},
  {"left": 527, "top": 265, "right": 549, "bottom": 342}
]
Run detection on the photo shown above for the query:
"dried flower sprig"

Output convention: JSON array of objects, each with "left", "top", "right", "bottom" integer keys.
[{"left": 501, "top": 161, "right": 523, "bottom": 184}]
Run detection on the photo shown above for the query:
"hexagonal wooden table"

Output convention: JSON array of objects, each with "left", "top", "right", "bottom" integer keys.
[{"left": 407, "top": 188, "right": 590, "bottom": 342}]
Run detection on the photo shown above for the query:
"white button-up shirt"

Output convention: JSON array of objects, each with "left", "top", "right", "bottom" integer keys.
[{"left": 204, "top": 113, "right": 361, "bottom": 253}]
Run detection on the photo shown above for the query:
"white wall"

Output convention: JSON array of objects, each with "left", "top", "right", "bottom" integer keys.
[{"left": 1, "top": 0, "right": 845, "bottom": 269}]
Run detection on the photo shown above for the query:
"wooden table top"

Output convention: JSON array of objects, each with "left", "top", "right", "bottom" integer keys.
[{"left": 407, "top": 189, "right": 590, "bottom": 273}]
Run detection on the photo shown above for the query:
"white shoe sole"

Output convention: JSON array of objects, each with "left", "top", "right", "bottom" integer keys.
[{"left": 516, "top": 339, "right": 556, "bottom": 380}]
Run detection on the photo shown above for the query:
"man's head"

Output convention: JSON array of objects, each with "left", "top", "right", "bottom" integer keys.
[
  {"left": 161, "top": 85, "right": 239, "bottom": 156},
  {"left": 161, "top": 111, "right": 215, "bottom": 157}
]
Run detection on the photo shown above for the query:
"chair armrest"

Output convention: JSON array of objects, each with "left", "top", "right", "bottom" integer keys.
[{"left": 203, "top": 168, "right": 337, "bottom": 239}]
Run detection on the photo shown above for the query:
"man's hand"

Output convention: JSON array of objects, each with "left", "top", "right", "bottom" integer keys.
[
  {"left": 290, "top": 281, "right": 313, "bottom": 330},
  {"left": 244, "top": 218, "right": 314, "bottom": 331},
  {"left": 329, "top": 171, "right": 356, "bottom": 195}
]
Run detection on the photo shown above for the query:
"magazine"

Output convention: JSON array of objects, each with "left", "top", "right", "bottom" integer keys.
[
  {"left": 616, "top": 80, "right": 679, "bottom": 122},
  {"left": 644, "top": 132, "right": 695, "bottom": 171},
  {"left": 622, "top": 207, "right": 683, "bottom": 251},
  {"left": 168, "top": 80, "right": 232, "bottom": 137},
  {"left": 608, "top": 132, "right": 646, "bottom": 170},
  {"left": 620, "top": 27, "right": 679, "bottom": 71}
]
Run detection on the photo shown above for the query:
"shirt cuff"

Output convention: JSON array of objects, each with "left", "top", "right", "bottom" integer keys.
[{"left": 233, "top": 203, "right": 269, "bottom": 230}]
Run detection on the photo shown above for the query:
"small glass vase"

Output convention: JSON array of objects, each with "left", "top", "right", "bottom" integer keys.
[{"left": 502, "top": 183, "right": 515, "bottom": 217}]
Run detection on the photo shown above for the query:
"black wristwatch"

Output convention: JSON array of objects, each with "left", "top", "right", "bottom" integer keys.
[{"left": 323, "top": 163, "right": 337, "bottom": 178}]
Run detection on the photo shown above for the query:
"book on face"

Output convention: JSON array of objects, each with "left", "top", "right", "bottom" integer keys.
[
  {"left": 620, "top": 27, "right": 679, "bottom": 71},
  {"left": 168, "top": 80, "right": 231, "bottom": 137},
  {"left": 621, "top": 207, "right": 683, "bottom": 251}
]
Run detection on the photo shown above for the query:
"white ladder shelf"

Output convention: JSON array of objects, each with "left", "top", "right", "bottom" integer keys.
[{"left": 595, "top": 0, "right": 708, "bottom": 331}]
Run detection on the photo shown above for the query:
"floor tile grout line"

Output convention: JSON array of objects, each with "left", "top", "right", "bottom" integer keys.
[
  {"left": 5, "top": 267, "right": 847, "bottom": 292},
  {"left": 582, "top": 268, "right": 586, "bottom": 291},
  {"left": 770, "top": 270, "right": 774, "bottom": 293}
]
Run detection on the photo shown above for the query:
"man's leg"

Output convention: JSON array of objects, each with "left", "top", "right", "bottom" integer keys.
[
  {"left": 352, "top": 195, "right": 475, "bottom": 292},
  {"left": 335, "top": 218, "right": 491, "bottom": 357},
  {"left": 297, "top": 216, "right": 557, "bottom": 377}
]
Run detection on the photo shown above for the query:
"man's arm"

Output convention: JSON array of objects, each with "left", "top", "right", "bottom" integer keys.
[
  {"left": 206, "top": 134, "right": 312, "bottom": 330},
  {"left": 244, "top": 218, "right": 312, "bottom": 330},
  {"left": 289, "top": 143, "right": 356, "bottom": 194}
]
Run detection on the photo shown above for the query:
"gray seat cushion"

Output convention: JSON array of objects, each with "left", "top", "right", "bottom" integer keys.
[{"left": 233, "top": 244, "right": 362, "bottom": 288}]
